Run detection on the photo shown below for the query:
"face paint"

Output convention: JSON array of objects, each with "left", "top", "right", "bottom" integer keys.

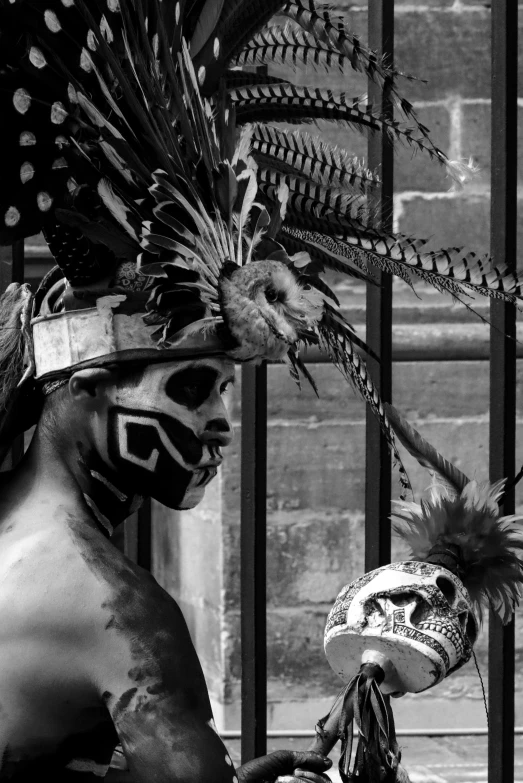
[{"left": 96, "top": 357, "right": 234, "bottom": 510}]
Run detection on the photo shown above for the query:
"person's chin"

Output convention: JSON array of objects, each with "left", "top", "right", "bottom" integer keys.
[
  {"left": 175, "top": 484, "right": 207, "bottom": 510},
  {"left": 160, "top": 467, "right": 218, "bottom": 510}
]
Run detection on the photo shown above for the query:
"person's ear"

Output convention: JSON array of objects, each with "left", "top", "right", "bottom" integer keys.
[{"left": 68, "top": 368, "right": 118, "bottom": 410}]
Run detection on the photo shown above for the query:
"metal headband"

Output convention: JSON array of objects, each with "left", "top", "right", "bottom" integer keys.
[{"left": 31, "top": 295, "right": 226, "bottom": 380}]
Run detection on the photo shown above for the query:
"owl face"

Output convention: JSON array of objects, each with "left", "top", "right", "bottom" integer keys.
[{"left": 219, "top": 260, "right": 323, "bottom": 361}]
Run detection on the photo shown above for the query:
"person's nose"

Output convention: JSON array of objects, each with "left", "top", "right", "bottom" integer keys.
[{"left": 200, "top": 416, "right": 233, "bottom": 448}]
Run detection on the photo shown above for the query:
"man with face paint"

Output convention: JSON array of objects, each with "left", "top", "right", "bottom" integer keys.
[
  {"left": 0, "top": 263, "right": 333, "bottom": 783},
  {"left": 0, "top": 2, "right": 456, "bottom": 778}
]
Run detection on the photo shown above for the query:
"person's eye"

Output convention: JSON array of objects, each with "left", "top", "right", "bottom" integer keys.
[{"left": 220, "top": 381, "right": 232, "bottom": 396}]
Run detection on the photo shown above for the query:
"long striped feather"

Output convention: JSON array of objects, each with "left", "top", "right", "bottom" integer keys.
[
  {"left": 280, "top": 225, "right": 523, "bottom": 301},
  {"left": 276, "top": 230, "right": 374, "bottom": 285},
  {"left": 252, "top": 124, "right": 381, "bottom": 193},
  {"left": 383, "top": 403, "right": 470, "bottom": 498},
  {"left": 317, "top": 310, "right": 411, "bottom": 495},
  {"left": 282, "top": 1, "right": 395, "bottom": 84},
  {"left": 257, "top": 168, "right": 372, "bottom": 229},
  {"left": 230, "top": 84, "right": 453, "bottom": 166},
  {"left": 215, "top": 0, "right": 286, "bottom": 62},
  {"left": 231, "top": 23, "right": 350, "bottom": 72},
  {"left": 281, "top": 0, "right": 452, "bottom": 173},
  {"left": 224, "top": 69, "right": 290, "bottom": 89}
]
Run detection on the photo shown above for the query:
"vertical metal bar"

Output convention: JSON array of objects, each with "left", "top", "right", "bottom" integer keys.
[
  {"left": 365, "top": 0, "right": 394, "bottom": 572},
  {"left": 123, "top": 514, "right": 139, "bottom": 563},
  {"left": 488, "top": 4, "right": 517, "bottom": 782},
  {"left": 136, "top": 497, "right": 152, "bottom": 570},
  {"left": 240, "top": 361, "right": 267, "bottom": 763},
  {"left": 123, "top": 504, "right": 151, "bottom": 568}
]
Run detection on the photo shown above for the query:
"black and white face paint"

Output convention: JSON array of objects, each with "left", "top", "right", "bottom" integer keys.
[{"left": 96, "top": 357, "right": 234, "bottom": 510}]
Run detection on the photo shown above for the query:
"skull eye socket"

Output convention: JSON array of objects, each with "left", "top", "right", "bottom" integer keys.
[
  {"left": 389, "top": 591, "right": 417, "bottom": 607},
  {"left": 436, "top": 576, "right": 456, "bottom": 605}
]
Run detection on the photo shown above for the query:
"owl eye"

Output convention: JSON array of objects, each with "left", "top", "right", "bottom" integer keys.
[{"left": 266, "top": 285, "right": 282, "bottom": 304}]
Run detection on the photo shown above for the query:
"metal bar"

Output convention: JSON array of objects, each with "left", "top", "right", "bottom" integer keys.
[
  {"left": 136, "top": 497, "right": 152, "bottom": 571},
  {"left": 240, "top": 362, "right": 267, "bottom": 763},
  {"left": 488, "top": 3, "right": 518, "bottom": 782},
  {"left": 123, "top": 513, "right": 139, "bottom": 563},
  {"left": 221, "top": 727, "right": 510, "bottom": 739},
  {"left": 287, "top": 323, "right": 523, "bottom": 364},
  {"left": 365, "top": 0, "right": 394, "bottom": 572}
]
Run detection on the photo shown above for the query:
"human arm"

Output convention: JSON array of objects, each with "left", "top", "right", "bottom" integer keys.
[{"left": 237, "top": 750, "right": 332, "bottom": 782}]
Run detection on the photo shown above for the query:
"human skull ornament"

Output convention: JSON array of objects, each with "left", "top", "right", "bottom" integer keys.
[{"left": 325, "top": 562, "right": 478, "bottom": 696}]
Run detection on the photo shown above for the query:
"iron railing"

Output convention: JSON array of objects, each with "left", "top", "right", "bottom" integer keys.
[{"left": 0, "top": 2, "right": 518, "bottom": 781}]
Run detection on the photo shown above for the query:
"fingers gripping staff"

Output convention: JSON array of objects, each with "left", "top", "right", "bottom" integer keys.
[{"left": 310, "top": 405, "right": 523, "bottom": 782}]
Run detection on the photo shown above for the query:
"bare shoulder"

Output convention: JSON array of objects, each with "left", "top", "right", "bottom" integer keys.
[
  {"left": 0, "top": 507, "right": 236, "bottom": 781},
  {"left": 59, "top": 515, "right": 204, "bottom": 699},
  {"left": 65, "top": 521, "right": 237, "bottom": 782}
]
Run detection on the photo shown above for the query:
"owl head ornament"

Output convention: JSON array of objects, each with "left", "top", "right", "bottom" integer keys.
[{"left": 308, "top": 404, "right": 523, "bottom": 782}]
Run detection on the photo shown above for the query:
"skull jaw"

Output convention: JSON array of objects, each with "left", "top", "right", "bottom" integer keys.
[{"left": 325, "top": 627, "right": 446, "bottom": 695}]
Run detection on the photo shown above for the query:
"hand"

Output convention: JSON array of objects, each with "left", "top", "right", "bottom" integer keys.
[{"left": 237, "top": 750, "right": 332, "bottom": 783}]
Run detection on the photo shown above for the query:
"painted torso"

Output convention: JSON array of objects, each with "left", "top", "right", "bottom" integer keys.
[{"left": 0, "top": 476, "right": 236, "bottom": 782}]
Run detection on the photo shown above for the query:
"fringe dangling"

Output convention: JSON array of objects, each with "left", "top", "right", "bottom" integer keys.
[{"left": 317, "top": 663, "right": 411, "bottom": 782}]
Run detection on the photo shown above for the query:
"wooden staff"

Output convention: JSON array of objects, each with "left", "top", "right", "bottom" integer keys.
[{"left": 307, "top": 688, "right": 354, "bottom": 756}]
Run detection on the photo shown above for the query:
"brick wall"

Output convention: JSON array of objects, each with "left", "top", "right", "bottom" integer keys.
[{"left": 152, "top": 0, "right": 523, "bottom": 735}]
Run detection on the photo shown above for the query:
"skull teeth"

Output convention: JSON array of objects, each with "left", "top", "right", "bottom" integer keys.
[{"left": 417, "top": 620, "right": 464, "bottom": 651}]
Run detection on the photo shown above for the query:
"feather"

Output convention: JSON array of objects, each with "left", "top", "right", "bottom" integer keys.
[
  {"left": 282, "top": 0, "right": 394, "bottom": 84},
  {"left": 235, "top": 167, "right": 258, "bottom": 265},
  {"left": 285, "top": 345, "right": 319, "bottom": 396},
  {"left": 252, "top": 124, "right": 381, "bottom": 194},
  {"left": 97, "top": 179, "right": 139, "bottom": 241},
  {"left": 275, "top": 223, "right": 523, "bottom": 302},
  {"left": 258, "top": 169, "right": 370, "bottom": 226},
  {"left": 231, "top": 22, "right": 350, "bottom": 72},
  {"left": 279, "top": 226, "right": 376, "bottom": 282},
  {"left": 383, "top": 403, "right": 469, "bottom": 498},
  {"left": 231, "top": 84, "right": 453, "bottom": 170},
  {"left": 225, "top": 69, "right": 290, "bottom": 90},
  {"left": 392, "top": 481, "right": 523, "bottom": 624},
  {"left": 316, "top": 311, "right": 411, "bottom": 495},
  {"left": 282, "top": 0, "right": 451, "bottom": 175},
  {"left": 387, "top": 407, "right": 523, "bottom": 623},
  {"left": 1, "top": 0, "right": 522, "bottom": 445},
  {"left": 211, "top": 0, "right": 285, "bottom": 64},
  {"left": 189, "top": 0, "right": 225, "bottom": 57}
]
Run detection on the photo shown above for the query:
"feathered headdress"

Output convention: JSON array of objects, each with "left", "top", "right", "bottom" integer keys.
[
  {"left": 385, "top": 403, "right": 523, "bottom": 624},
  {"left": 0, "top": 0, "right": 522, "bottom": 463}
]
